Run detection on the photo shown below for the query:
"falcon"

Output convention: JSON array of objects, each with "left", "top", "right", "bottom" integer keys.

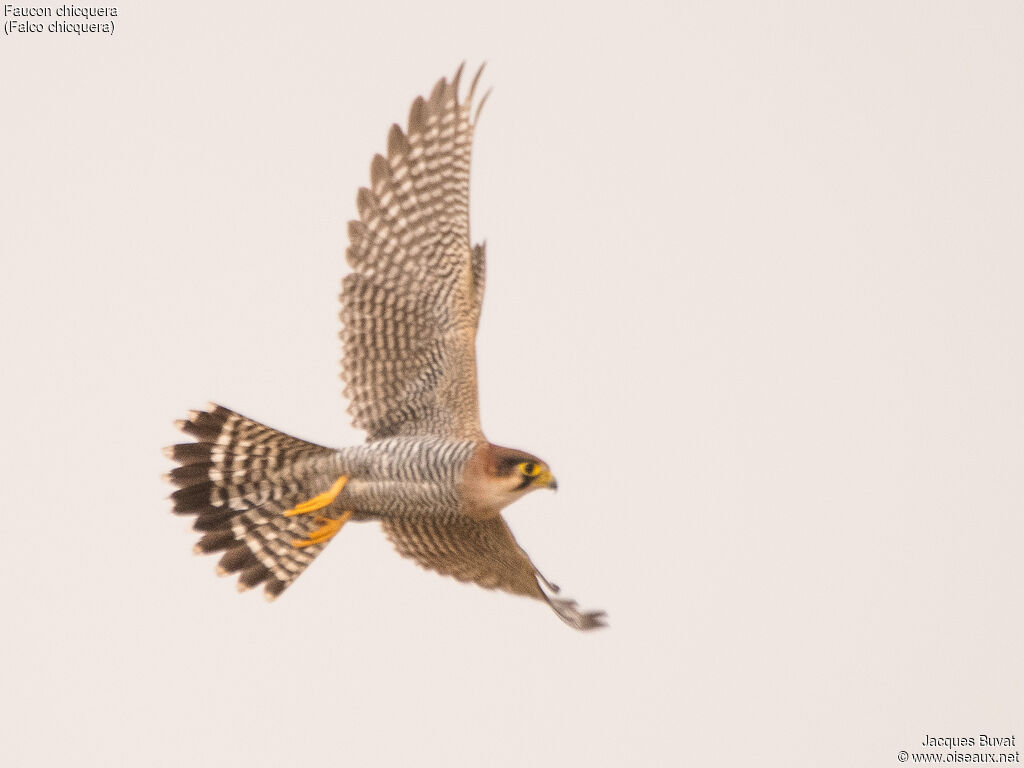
[{"left": 166, "top": 64, "right": 605, "bottom": 631}]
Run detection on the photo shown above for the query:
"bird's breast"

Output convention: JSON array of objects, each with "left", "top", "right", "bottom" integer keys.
[{"left": 333, "top": 436, "right": 478, "bottom": 519}]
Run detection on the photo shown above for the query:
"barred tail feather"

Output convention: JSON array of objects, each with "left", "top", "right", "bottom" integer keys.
[{"left": 165, "top": 405, "right": 343, "bottom": 601}]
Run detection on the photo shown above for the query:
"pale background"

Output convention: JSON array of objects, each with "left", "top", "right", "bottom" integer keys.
[{"left": 2, "top": 2, "right": 1022, "bottom": 766}]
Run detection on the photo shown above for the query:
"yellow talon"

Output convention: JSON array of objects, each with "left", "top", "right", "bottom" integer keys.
[
  {"left": 292, "top": 510, "right": 353, "bottom": 548},
  {"left": 283, "top": 475, "right": 349, "bottom": 517}
]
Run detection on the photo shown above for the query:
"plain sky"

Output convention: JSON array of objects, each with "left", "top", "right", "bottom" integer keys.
[{"left": 2, "top": 2, "right": 1022, "bottom": 766}]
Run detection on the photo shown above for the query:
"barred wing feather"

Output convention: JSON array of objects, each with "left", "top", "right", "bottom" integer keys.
[{"left": 341, "top": 64, "right": 489, "bottom": 442}]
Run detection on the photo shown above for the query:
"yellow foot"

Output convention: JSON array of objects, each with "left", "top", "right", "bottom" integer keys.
[
  {"left": 283, "top": 475, "right": 349, "bottom": 517},
  {"left": 292, "top": 510, "right": 353, "bottom": 549}
]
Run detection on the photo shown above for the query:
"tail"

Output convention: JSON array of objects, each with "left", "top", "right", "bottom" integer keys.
[{"left": 165, "top": 405, "right": 345, "bottom": 601}]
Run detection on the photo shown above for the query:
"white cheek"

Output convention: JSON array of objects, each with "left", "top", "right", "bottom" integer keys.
[
  {"left": 462, "top": 469, "right": 534, "bottom": 518},
  {"left": 483, "top": 478, "right": 529, "bottom": 508}
]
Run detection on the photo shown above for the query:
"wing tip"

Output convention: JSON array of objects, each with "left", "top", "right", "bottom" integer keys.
[
  {"left": 452, "top": 61, "right": 466, "bottom": 102},
  {"left": 539, "top": 580, "right": 608, "bottom": 631},
  {"left": 549, "top": 597, "right": 609, "bottom": 632},
  {"left": 473, "top": 87, "right": 492, "bottom": 125},
  {"left": 467, "top": 61, "right": 487, "bottom": 104},
  {"left": 408, "top": 95, "right": 426, "bottom": 135}
]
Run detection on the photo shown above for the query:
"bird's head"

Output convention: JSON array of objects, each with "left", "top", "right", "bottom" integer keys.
[
  {"left": 493, "top": 447, "right": 558, "bottom": 494},
  {"left": 461, "top": 443, "right": 558, "bottom": 519}
]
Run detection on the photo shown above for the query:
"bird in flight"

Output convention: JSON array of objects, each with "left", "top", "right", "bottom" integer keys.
[{"left": 166, "top": 64, "right": 605, "bottom": 631}]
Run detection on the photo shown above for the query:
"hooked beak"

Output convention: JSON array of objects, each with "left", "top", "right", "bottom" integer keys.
[{"left": 536, "top": 469, "right": 558, "bottom": 491}]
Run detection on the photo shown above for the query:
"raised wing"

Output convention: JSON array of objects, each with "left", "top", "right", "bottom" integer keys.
[
  {"left": 382, "top": 516, "right": 607, "bottom": 631},
  {"left": 341, "top": 64, "right": 489, "bottom": 442}
]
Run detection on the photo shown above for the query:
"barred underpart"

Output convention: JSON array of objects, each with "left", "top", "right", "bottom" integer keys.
[{"left": 338, "top": 436, "right": 475, "bottom": 520}]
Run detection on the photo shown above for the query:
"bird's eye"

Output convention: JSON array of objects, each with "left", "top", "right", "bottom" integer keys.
[{"left": 518, "top": 462, "right": 540, "bottom": 477}]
